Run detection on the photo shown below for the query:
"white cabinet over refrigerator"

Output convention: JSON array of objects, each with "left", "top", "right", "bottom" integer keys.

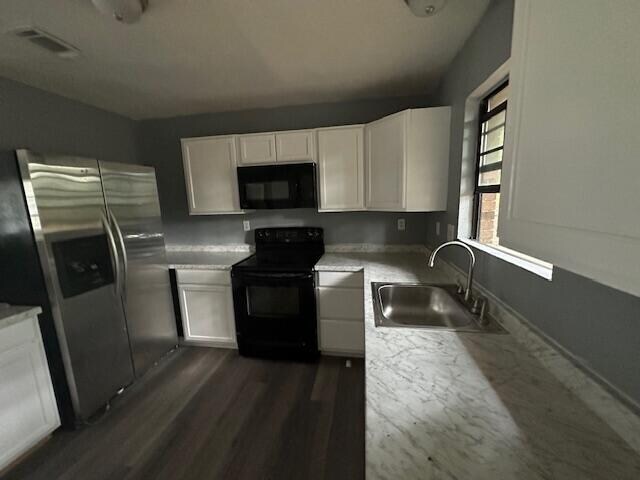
[{"left": 181, "top": 135, "right": 243, "bottom": 215}]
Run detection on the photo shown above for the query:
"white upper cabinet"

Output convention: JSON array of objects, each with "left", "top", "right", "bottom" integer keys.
[
  {"left": 275, "top": 130, "right": 315, "bottom": 163},
  {"left": 499, "top": 0, "right": 640, "bottom": 296},
  {"left": 365, "top": 107, "right": 450, "bottom": 212},
  {"left": 238, "top": 129, "right": 315, "bottom": 164},
  {"left": 238, "top": 133, "right": 277, "bottom": 165},
  {"left": 180, "top": 110, "right": 450, "bottom": 215},
  {"left": 317, "top": 125, "right": 365, "bottom": 211},
  {"left": 366, "top": 112, "right": 406, "bottom": 210},
  {"left": 181, "top": 135, "right": 243, "bottom": 215}
]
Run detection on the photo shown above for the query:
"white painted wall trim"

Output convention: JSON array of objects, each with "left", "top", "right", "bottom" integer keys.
[
  {"left": 461, "top": 238, "right": 553, "bottom": 280},
  {"left": 457, "top": 59, "right": 510, "bottom": 240}
]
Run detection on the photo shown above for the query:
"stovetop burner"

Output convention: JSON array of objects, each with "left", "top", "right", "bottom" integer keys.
[{"left": 233, "top": 227, "right": 324, "bottom": 272}]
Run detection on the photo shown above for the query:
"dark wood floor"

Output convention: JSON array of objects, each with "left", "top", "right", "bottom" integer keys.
[{"left": 5, "top": 347, "right": 365, "bottom": 480}]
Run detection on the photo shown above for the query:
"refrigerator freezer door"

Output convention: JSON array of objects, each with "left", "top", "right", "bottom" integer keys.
[
  {"left": 17, "top": 151, "right": 135, "bottom": 421},
  {"left": 99, "top": 161, "right": 177, "bottom": 378}
]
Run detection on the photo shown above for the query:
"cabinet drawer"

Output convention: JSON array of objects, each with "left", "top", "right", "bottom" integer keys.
[
  {"left": 318, "top": 287, "right": 363, "bottom": 320},
  {"left": 319, "top": 320, "right": 364, "bottom": 354},
  {"left": 176, "top": 269, "right": 230, "bottom": 286},
  {"left": 317, "top": 271, "right": 363, "bottom": 288}
]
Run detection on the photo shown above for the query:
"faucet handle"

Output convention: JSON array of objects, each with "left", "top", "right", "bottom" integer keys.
[
  {"left": 455, "top": 280, "right": 464, "bottom": 295},
  {"left": 471, "top": 295, "right": 486, "bottom": 315}
]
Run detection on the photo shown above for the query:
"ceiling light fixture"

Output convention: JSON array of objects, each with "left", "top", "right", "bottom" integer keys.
[
  {"left": 404, "top": 0, "right": 447, "bottom": 17},
  {"left": 91, "top": 0, "right": 149, "bottom": 24}
]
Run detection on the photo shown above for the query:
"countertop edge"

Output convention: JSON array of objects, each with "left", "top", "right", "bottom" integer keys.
[
  {"left": 433, "top": 255, "right": 640, "bottom": 455},
  {"left": 167, "top": 264, "right": 233, "bottom": 271},
  {"left": 0, "top": 306, "right": 42, "bottom": 330}
]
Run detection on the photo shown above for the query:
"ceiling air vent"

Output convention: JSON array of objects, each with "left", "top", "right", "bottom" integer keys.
[{"left": 12, "top": 27, "right": 80, "bottom": 59}]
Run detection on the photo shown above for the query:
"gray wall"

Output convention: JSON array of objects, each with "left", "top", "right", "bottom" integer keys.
[
  {"left": 427, "top": 0, "right": 640, "bottom": 406},
  {"left": 137, "top": 95, "right": 434, "bottom": 246},
  {"left": 0, "top": 77, "right": 137, "bottom": 164}
]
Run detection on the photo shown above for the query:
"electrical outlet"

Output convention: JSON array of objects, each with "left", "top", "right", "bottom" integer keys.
[
  {"left": 447, "top": 224, "right": 455, "bottom": 241},
  {"left": 397, "top": 218, "right": 406, "bottom": 231},
  {"left": 243, "top": 220, "right": 251, "bottom": 232},
  {"left": 436, "top": 221, "right": 441, "bottom": 236}
]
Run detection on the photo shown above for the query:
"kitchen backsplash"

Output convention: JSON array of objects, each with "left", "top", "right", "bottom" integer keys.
[{"left": 162, "top": 209, "right": 431, "bottom": 247}]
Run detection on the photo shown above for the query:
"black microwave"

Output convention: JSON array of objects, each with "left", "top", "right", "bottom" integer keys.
[{"left": 237, "top": 163, "right": 317, "bottom": 209}]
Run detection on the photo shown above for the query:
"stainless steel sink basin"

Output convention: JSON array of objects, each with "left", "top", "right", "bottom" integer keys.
[{"left": 372, "top": 283, "right": 505, "bottom": 333}]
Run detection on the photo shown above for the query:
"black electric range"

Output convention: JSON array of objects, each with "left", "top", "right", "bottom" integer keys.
[{"left": 231, "top": 227, "right": 324, "bottom": 359}]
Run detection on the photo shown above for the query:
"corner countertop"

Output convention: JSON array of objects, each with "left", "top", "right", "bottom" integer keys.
[
  {"left": 315, "top": 252, "right": 640, "bottom": 479},
  {"left": 0, "top": 305, "right": 42, "bottom": 330},
  {"left": 166, "top": 249, "right": 252, "bottom": 270}
]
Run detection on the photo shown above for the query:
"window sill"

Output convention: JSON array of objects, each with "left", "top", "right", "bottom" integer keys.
[{"left": 460, "top": 238, "right": 554, "bottom": 280}]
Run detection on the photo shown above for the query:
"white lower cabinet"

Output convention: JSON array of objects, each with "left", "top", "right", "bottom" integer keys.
[
  {"left": 0, "top": 311, "right": 60, "bottom": 471},
  {"left": 316, "top": 271, "right": 365, "bottom": 356},
  {"left": 176, "top": 270, "right": 237, "bottom": 348}
]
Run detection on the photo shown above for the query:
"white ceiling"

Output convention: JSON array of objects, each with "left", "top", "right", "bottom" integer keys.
[{"left": 0, "top": 0, "right": 490, "bottom": 119}]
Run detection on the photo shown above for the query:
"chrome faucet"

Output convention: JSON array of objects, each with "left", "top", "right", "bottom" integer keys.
[{"left": 428, "top": 240, "right": 476, "bottom": 303}]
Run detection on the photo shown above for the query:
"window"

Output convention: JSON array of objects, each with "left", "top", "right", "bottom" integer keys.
[
  {"left": 457, "top": 62, "right": 552, "bottom": 280},
  {"left": 472, "top": 80, "right": 509, "bottom": 246}
]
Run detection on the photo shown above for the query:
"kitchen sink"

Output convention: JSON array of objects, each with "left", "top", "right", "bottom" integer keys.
[{"left": 371, "top": 283, "right": 505, "bottom": 333}]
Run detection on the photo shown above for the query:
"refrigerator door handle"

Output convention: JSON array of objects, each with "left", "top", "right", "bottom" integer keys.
[
  {"left": 108, "top": 208, "right": 128, "bottom": 301},
  {"left": 101, "top": 211, "right": 121, "bottom": 297}
]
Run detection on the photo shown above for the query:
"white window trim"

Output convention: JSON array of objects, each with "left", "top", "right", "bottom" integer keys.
[
  {"left": 461, "top": 238, "right": 553, "bottom": 280},
  {"left": 458, "top": 59, "right": 553, "bottom": 281}
]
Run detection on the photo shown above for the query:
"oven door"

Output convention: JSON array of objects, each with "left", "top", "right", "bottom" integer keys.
[
  {"left": 231, "top": 270, "right": 318, "bottom": 358},
  {"left": 237, "top": 163, "right": 317, "bottom": 209}
]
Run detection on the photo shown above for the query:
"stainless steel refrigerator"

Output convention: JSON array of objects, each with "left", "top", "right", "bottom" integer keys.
[{"left": 0, "top": 149, "right": 177, "bottom": 425}]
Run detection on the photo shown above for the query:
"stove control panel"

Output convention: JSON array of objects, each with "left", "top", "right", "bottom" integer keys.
[{"left": 255, "top": 227, "right": 323, "bottom": 245}]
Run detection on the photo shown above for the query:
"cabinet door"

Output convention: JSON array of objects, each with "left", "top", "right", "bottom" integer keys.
[
  {"left": 318, "top": 287, "right": 364, "bottom": 320},
  {"left": 0, "top": 318, "right": 60, "bottom": 471},
  {"left": 181, "top": 136, "right": 242, "bottom": 214},
  {"left": 499, "top": 0, "right": 640, "bottom": 296},
  {"left": 275, "top": 130, "right": 315, "bottom": 162},
  {"left": 365, "top": 112, "right": 406, "bottom": 210},
  {"left": 317, "top": 126, "right": 365, "bottom": 211},
  {"left": 319, "top": 320, "right": 365, "bottom": 355},
  {"left": 238, "top": 133, "right": 277, "bottom": 165},
  {"left": 178, "top": 284, "right": 236, "bottom": 346}
]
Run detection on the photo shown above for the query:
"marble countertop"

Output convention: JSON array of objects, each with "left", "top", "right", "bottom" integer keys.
[
  {"left": 166, "top": 250, "right": 252, "bottom": 270},
  {"left": 0, "top": 304, "right": 42, "bottom": 330},
  {"left": 316, "top": 252, "right": 640, "bottom": 480}
]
